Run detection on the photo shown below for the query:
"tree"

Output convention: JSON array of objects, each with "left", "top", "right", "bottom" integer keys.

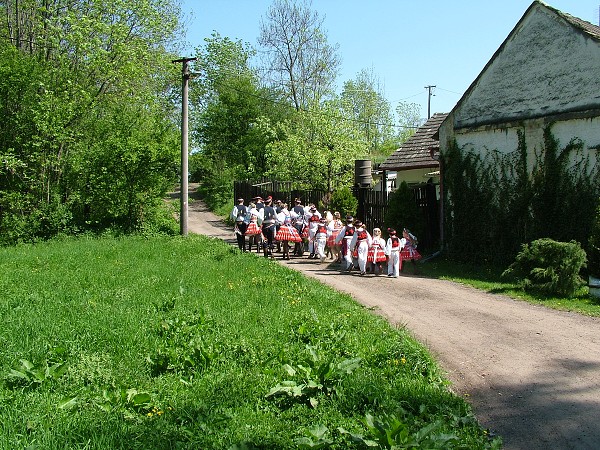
[
  {"left": 340, "top": 68, "right": 395, "bottom": 156},
  {"left": 258, "top": 0, "right": 340, "bottom": 111},
  {"left": 0, "top": 0, "right": 184, "bottom": 241},
  {"left": 396, "top": 101, "right": 422, "bottom": 143},
  {"left": 265, "top": 101, "right": 368, "bottom": 192},
  {"left": 191, "top": 33, "right": 292, "bottom": 180}
]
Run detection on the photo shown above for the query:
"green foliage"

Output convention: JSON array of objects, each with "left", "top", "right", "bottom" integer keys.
[
  {"left": 587, "top": 198, "right": 600, "bottom": 277},
  {"left": 443, "top": 126, "right": 599, "bottom": 265},
  {"left": 340, "top": 409, "right": 459, "bottom": 449},
  {"left": 266, "top": 345, "right": 361, "bottom": 408},
  {"left": 329, "top": 186, "right": 358, "bottom": 218},
  {"left": 0, "top": 0, "right": 182, "bottom": 244},
  {"left": 502, "top": 238, "right": 586, "bottom": 297},
  {"left": 384, "top": 181, "right": 424, "bottom": 239},
  {"left": 265, "top": 103, "right": 368, "bottom": 192},
  {"left": 6, "top": 359, "right": 69, "bottom": 390}
]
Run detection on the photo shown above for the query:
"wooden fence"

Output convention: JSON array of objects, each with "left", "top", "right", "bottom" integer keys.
[{"left": 234, "top": 179, "right": 440, "bottom": 252}]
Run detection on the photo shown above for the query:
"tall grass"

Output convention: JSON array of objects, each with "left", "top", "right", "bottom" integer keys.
[{"left": 0, "top": 235, "right": 499, "bottom": 449}]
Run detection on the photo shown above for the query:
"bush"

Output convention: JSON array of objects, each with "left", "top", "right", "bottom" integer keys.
[
  {"left": 385, "top": 181, "right": 424, "bottom": 239},
  {"left": 502, "top": 238, "right": 586, "bottom": 297},
  {"left": 329, "top": 187, "right": 358, "bottom": 218}
]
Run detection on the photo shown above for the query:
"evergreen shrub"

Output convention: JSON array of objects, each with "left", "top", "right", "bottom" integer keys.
[
  {"left": 329, "top": 186, "right": 358, "bottom": 218},
  {"left": 502, "top": 238, "right": 586, "bottom": 297},
  {"left": 384, "top": 181, "right": 424, "bottom": 240}
]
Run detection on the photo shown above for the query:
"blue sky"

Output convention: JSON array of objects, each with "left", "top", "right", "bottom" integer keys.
[{"left": 180, "top": 0, "right": 599, "bottom": 121}]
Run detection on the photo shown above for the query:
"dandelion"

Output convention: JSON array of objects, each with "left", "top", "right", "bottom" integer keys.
[
  {"left": 147, "top": 412, "right": 153, "bottom": 417},
  {"left": 401, "top": 357, "right": 407, "bottom": 364}
]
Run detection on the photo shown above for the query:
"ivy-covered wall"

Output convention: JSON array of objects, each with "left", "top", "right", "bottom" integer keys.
[{"left": 442, "top": 124, "right": 599, "bottom": 266}]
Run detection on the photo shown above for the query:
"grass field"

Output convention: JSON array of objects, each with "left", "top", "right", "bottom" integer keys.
[{"left": 0, "top": 235, "right": 500, "bottom": 449}]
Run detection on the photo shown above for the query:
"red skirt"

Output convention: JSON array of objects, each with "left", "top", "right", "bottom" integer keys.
[
  {"left": 400, "top": 247, "right": 421, "bottom": 261},
  {"left": 276, "top": 225, "right": 302, "bottom": 243},
  {"left": 245, "top": 221, "right": 261, "bottom": 236},
  {"left": 327, "top": 228, "right": 342, "bottom": 247},
  {"left": 301, "top": 226, "right": 309, "bottom": 239},
  {"left": 367, "top": 245, "right": 387, "bottom": 263}
]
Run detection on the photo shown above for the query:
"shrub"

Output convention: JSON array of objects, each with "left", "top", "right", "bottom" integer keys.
[
  {"left": 329, "top": 186, "right": 358, "bottom": 218},
  {"left": 385, "top": 181, "right": 424, "bottom": 240},
  {"left": 502, "top": 238, "right": 586, "bottom": 297}
]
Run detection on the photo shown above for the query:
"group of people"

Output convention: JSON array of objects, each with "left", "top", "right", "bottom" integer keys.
[{"left": 231, "top": 196, "right": 421, "bottom": 276}]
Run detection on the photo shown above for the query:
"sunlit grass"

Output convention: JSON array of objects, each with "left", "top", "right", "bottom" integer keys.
[
  {"left": 421, "top": 255, "right": 600, "bottom": 317},
  {"left": 0, "top": 235, "right": 499, "bottom": 449}
]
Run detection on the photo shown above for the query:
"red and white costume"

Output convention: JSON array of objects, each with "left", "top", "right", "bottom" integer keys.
[
  {"left": 368, "top": 236, "right": 387, "bottom": 264},
  {"left": 335, "top": 223, "right": 355, "bottom": 271},
  {"left": 245, "top": 207, "right": 262, "bottom": 236},
  {"left": 349, "top": 226, "right": 372, "bottom": 275},
  {"left": 385, "top": 234, "right": 403, "bottom": 277},
  {"left": 314, "top": 221, "right": 330, "bottom": 261}
]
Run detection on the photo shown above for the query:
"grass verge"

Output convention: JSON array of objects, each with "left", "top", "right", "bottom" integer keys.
[
  {"left": 420, "top": 255, "right": 600, "bottom": 317},
  {"left": 0, "top": 235, "right": 500, "bottom": 449}
]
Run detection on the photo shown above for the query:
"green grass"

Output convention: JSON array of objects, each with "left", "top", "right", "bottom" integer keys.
[
  {"left": 0, "top": 235, "right": 500, "bottom": 449},
  {"left": 420, "top": 255, "right": 600, "bottom": 317}
]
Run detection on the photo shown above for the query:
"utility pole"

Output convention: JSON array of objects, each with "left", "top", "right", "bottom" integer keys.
[
  {"left": 172, "top": 57, "right": 196, "bottom": 236},
  {"left": 424, "top": 85, "right": 436, "bottom": 119}
]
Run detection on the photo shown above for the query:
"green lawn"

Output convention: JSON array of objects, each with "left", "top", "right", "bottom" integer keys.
[
  {"left": 0, "top": 235, "right": 500, "bottom": 449},
  {"left": 420, "top": 256, "right": 600, "bottom": 317}
]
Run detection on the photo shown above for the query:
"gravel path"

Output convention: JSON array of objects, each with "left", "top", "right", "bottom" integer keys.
[{"left": 184, "top": 190, "right": 600, "bottom": 450}]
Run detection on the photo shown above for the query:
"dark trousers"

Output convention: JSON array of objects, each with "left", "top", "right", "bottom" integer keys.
[
  {"left": 262, "top": 224, "right": 276, "bottom": 256},
  {"left": 235, "top": 222, "right": 248, "bottom": 251}
]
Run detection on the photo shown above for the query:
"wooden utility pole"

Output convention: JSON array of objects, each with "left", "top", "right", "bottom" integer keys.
[
  {"left": 172, "top": 57, "right": 196, "bottom": 236},
  {"left": 424, "top": 85, "right": 436, "bottom": 119}
]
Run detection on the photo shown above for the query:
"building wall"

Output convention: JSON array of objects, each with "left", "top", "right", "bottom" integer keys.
[
  {"left": 454, "top": 5, "right": 600, "bottom": 129},
  {"left": 447, "top": 115, "right": 600, "bottom": 172}
]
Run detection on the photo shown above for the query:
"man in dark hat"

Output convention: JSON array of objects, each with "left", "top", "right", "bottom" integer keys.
[{"left": 230, "top": 198, "right": 248, "bottom": 251}]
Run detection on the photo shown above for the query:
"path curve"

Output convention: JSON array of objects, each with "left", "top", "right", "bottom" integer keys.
[{"left": 184, "top": 190, "right": 600, "bottom": 450}]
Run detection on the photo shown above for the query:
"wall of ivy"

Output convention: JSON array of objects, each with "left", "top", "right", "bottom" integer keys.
[{"left": 442, "top": 124, "right": 599, "bottom": 267}]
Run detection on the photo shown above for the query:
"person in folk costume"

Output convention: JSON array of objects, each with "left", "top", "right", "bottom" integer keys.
[
  {"left": 245, "top": 202, "right": 263, "bottom": 253},
  {"left": 314, "top": 216, "right": 331, "bottom": 263},
  {"left": 274, "top": 199, "right": 284, "bottom": 253},
  {"left": 254, "top": 196, "right": 265, "bottom": 211},
  {"left": 385, "top": 228, "right": 403, "bottom": 277},
  {"left": 400, "top": 228, "right": 421, "bottom": 274},
  {"left": 335, "top": 215, "right": 356, "bottom": 271},
  {"left": 305, "top": 205, "right": 322, "bottom": 259},
  {"left": 230, "top": 197, "right": 248, "bottom": 252},
  {"left": 327, "top": 211, "right": 344, "bottom": 263},
  {"left": 275, "top": 203, "right": 302, "bottom": 260},
  {"left": 349, "top": 220, "right": 372, "bottom": 276},
  {"left": 291, "top": 198, "right": 306, "bottom": 256},
  {"left": 322, "top": 210, "right": 334, "bottom": 259},
  {"left": 260, "top": 197, "right": 278, "bottom": 258},
  {"left": 367, "top": 227, "right": 387, "bottom": 275}
]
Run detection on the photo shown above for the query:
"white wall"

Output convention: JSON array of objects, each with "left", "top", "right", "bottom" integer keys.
[{"left": 452, "top": 116, "right": 600, "bottom": 172}]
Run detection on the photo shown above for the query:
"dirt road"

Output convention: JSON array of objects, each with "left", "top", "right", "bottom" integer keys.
[{"left": 185, "top": 192, "right": 600, "bottom": 450}]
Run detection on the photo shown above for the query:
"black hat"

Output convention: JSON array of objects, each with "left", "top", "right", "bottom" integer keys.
[
  {"left": 237, "top": 197, "right": 244, "bottom": 203},
  {"left": 388, "top": 228, "right": 397, "bottom": 236}
]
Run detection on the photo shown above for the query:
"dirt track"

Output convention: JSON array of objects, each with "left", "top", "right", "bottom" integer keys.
[{"left": 184, "top": 190, "right": 600, "bottom": 450}]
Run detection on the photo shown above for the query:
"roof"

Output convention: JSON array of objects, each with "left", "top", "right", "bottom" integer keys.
[
  {"left": 445, "top": 0, "right": 600, "bottom": 130},
  {"left": 380, "top": 113, "right": 448, "bottom": 171}
]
